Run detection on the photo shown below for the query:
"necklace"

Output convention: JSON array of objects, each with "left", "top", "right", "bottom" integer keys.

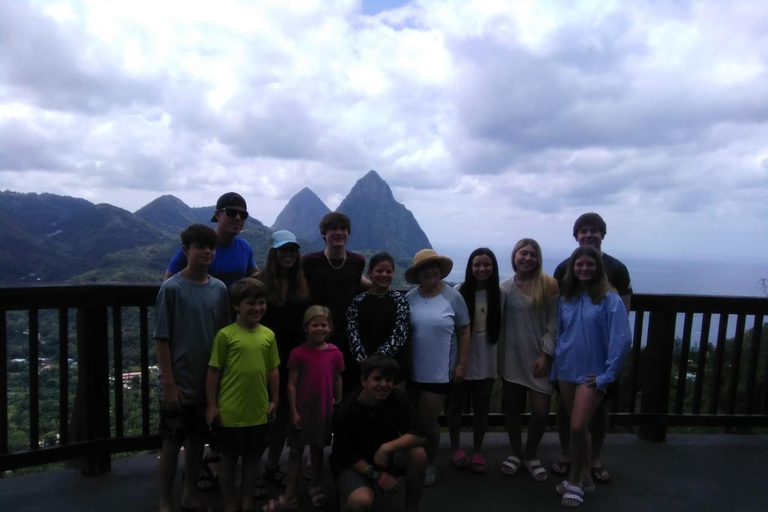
[{"left": 325, "top": 251, "right": 346, "bottom": 270}]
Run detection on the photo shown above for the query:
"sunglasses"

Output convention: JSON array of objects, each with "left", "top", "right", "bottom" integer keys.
[{"left": 221, "top": 208, "right": 249, "bottom": 220}]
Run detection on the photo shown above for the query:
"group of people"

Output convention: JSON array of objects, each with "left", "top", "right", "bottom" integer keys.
[{"left": 153, "top": 191, "right": 633, "bottom": 512}]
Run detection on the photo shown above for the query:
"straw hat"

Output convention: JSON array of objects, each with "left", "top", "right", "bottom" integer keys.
[{"left": 404, "top": 249, "right": 453, "bottom": 284}]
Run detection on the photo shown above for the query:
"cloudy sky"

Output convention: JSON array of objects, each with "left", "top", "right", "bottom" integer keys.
[{"left": 1, "top": 0, "right": 767, "bottom": 266}]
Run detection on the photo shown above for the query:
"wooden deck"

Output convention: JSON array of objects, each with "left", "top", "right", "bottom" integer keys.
[{"left": 2, "top": 432, "right": 766, "bottom": 512}]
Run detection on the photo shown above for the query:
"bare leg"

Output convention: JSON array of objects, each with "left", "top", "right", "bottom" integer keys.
[
  {"left": 218, "top": 453, "right": 239, "bottom": 512},
  {"left": 556, "top": 396, "right": 571, "bottom": 464},
  {"left": 590, "top": 400, "right": 609, "bottom": 478},
  {"left": 266, "top": 400, "right": 288, "bottom": 470},
  {"left": 559, "top": 381, "right": 603, "bottom": 491},
  {"left": 240, "top": 451, "right": 261, "bottom": 511},
  {"left": 345, "top": 487, "right": 374, "bottom": 512},
  {"left": 158, "top": 439, "right": 182, "bottom": 512},
  {"left": 523, "top": 390, "right": 551, "bottom": 460},
  {"left": 181, "top": 436, "right": 206, "bottom": 508},
  {"left": 448, "top": 380, "right": 468, "bottom": 451},
  {"left": 309, "top": 445, "right": 325, "bottom": 489},
  {"left": 404, "top": 447, "right": 428, "bottom": 512},
  {"left": 282, "top": 446, "right": 303, "bottom": 502},
  {"left": 471, "top": 379, "right": 494, "bottom": 453},
  {"left": 502, "top": 380, "right": 525, "bottom": 458}
]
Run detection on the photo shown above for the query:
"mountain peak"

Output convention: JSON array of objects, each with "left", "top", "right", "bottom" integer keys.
[
  {"left": 270, "top": 187, "right": 331, "bottom": 241},
  {"left": 337, "top": 172, "right": 431, "bottom": 257}
]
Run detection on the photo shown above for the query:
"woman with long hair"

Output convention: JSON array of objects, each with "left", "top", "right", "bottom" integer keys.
[
  {"left": 257, "top": 230, "right": 311, "bottom": 492},
  {"left": 498, "top": 239, "right": 559, "bottom": 481},
  {"left": 447, "top": 248, "right": 501, "bottom": 474},
  {"left": 552, "top": 246, "right": 631, "bottom": 507}
]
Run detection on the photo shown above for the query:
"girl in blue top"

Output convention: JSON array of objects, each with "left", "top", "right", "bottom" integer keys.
[{"left": 551, "top": 246, "right": 631, "bottom": 507}]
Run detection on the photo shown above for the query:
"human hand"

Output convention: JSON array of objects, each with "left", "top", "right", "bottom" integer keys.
[
  {"left": 373, "top": 444, "right": 391, "bottom": 468},
  {"left": 161, "top": 381, "right": 181, "bottom": 410},
  {"left": 205, "top": 405, "right": 219, "bottom": 427},
  {"left": 586, "top": 374, "right": 598, "bottom": 388},
  {"left": 291, "top": 410, "right": 301, "bottom": 430},
  {"left": 267, "top": 401, "right": 277, "bottom": 421},
  {"left": 532, "top": 353, "right": 551, "bottom": 379},
  {"left": 376, "top": 472, "right": 400, "bottom": 493},
  {"left": 453, "top": 363, "right": 467, "bottom": 384}
]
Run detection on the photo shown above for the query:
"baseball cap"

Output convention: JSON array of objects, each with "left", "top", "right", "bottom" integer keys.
[
  {"left": 272, "top": 230, "right": 301, "bottom": 249},
  {"left": 211, "top": 192, "right": 248, "bottom": 222}
]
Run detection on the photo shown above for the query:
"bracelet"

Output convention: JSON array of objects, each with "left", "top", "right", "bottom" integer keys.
[{"left": 364, "top": 464, "right": 373, "bottom": 479}]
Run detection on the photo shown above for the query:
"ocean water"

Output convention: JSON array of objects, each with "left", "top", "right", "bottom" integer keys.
[{"left": 440, "top": 251, "right": 767, "bottom": 345}]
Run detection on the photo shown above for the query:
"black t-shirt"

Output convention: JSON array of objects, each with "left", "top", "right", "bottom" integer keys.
[
  {"left": 302, "top": 250, "right": 366, "bottom": 346},
  {"left": 554, "top": 252, "right": 633, "bottom": 297},
  {"left": 329, "top": 389, "right": 423, "bottom": 477}
]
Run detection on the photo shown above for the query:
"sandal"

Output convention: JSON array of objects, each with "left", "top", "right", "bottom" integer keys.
[
  {"left": 262, "top": 495, "right": 299, "bottom": 512},
  {"left": 452, "top": 449, "right": 470, "bottom": 470},
  {"left": 424, "top": 466, "right": 438, "bottom": 486},
  {"left": 591, "top": 466, "right": 611, "bottom": 484},
  {"left": 263, "top": 464, "right": 288, "bottom": 487},
  {"left": 523, "top": 459, "right": 548, "bottom": 481},
  {"left": 308, "top": 486, "right": 328, "bottom": 508},
  {"left": 501, "top": 455, "right": 521, "bottom": 475},
  {"left": 551, "top": 460, "right": 570, "bottom": 477},
  {"left": 557, "top": 481, "right": 594, "bottom": 494},
  {"left": 557, "top": 481, "right": 584, "bottom": 508},
  {"left": 470, "top": 453, "right": 487, "bottom": 474}
]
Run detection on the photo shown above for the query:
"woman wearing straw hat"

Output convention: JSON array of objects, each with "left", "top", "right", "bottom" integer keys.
[{"left": 404, "top": 249, "right": 471, "bottom": 487}]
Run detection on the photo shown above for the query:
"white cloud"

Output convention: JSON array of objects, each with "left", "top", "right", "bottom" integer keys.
[{"left": 0, "top": 0, "right": 767, "bottom": 266}]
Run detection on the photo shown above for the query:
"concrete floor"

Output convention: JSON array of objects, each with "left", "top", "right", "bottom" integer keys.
[{"left": 2, "top": 432, "right": 766, "bottom": 512}]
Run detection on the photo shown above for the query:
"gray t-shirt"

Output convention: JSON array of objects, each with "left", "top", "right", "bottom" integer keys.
[{"left": 153, "top": 272, "right": 230, "bottom": 405}]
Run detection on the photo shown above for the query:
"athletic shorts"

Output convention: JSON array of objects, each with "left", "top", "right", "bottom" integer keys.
[
  {"left": 159, "top": 402, "right": 208, "bottom": 445},
  {"left": 217, "top": 424, "right": 269, "bottom": 457}
]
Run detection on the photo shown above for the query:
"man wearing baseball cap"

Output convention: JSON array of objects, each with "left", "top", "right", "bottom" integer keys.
[{"left": 165, "top": 192, "right": 258, "bottom": 286}]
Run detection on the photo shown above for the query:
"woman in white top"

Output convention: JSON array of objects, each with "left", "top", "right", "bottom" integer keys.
[
  {"left": 447, "top": 248, "right": 501, "bottom": 475},
  {"left": 498, "top": 238, "right": 559, "bottom": 482}
]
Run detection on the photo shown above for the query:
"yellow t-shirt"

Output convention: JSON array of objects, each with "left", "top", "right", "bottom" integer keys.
[{"left": 209, "top": 323, "right": 280, "bottom": 427}]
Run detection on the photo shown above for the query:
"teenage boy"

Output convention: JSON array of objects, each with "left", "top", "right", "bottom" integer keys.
[
  {"left": 330, "top": 355, "right": 427, "bottom": 512},
  {"left": 302, "top": 212, "right": 368, "bottom": 392},
  {"left": 552, "top": 212, "right": 633, "bottom": 485},
  {"left": 165, "top": 192, "right": 258, "bottom": 286},
  {"left": 206, "top": 278, "right": 279, "bottom": 512},
  {"left": 153, "top": 224, "right": 231, "bottom": 512}
]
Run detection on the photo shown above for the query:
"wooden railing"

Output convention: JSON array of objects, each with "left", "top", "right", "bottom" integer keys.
[{"left": 1, "top": 285, "right": 767, "bottom": 473}]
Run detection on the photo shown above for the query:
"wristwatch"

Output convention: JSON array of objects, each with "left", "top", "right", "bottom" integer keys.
[{"left": 366, "top": 465, "right": 381, "bottom": 482}]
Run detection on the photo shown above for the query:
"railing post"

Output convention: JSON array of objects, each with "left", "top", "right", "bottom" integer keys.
[
  {"left": 69, "top": 307, "right": 111, "bottom": 475},
  {"left": 639, "top": 310, "right": 676, "bottom": 442}
]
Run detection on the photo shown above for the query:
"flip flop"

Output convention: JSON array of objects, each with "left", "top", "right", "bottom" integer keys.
[
  {"left": 591, "top": 466, "right": 611, "bottom": 484},
  {"left": 452, "top": 449, "right": 470, "bottom": 470}
]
